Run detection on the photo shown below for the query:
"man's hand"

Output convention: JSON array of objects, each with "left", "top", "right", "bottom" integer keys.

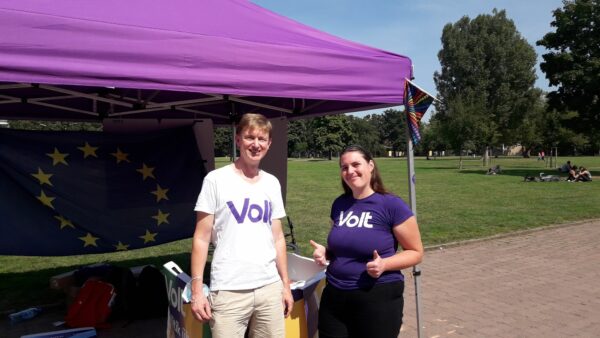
[
  {"left": 282, "top": 284, "right": 294, "bottom": 318},
  {"left": 191, "top": 293, "right": 212, "bottom": 322}
]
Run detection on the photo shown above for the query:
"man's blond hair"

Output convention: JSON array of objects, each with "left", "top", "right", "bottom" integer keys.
[{"left": 236, "top": 113, "right": 272, "bottom": 138}]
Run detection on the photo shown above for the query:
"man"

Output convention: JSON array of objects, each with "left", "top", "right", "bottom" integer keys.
[
  {"left": 558, "top": 160, "right": 571, "bottom": 173},
  {"left": 190, "top": 113, "right": 293, "bottom": 337}
]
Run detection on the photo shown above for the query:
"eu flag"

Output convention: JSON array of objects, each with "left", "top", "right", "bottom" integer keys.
[{"left": 0, "top": 126, "right": 205, "bottom": 256}]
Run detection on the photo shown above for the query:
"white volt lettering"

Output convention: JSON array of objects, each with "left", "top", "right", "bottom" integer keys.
[{"left": 338, "top": 211, "right": 373, "bottom": 228}]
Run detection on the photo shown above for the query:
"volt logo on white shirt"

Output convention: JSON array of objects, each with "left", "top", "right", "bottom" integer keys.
[
  {"left": 337, "top": 211, "right": 373, "bottom": 228},
  {"left": 227, "top": 198, "right": 272, "bottom": 224}
]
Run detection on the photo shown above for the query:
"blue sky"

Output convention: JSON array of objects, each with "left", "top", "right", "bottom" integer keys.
[{"left": 253, "top": 0, "right": 564, "bottom": 117}]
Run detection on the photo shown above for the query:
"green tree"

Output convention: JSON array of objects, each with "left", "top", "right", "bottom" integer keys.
[
  {"left": 288, "top": 119, "right": 313, "bottom": 158},
  {"left": 214, "top": 126, "right": 232, "bottom": 158},
  {"left": 512, "top": 89, "right": 548, "bottom": 157},
  {"left": 537, "top": 0, "right": 600, "bottom": 153},
  {"left": 431, "top": 97, "right": 489, "bottom": 168},
  {"left": 434, "top": 9, "right": 539, "bottom": 159},
  {"left": 347, "top": 115, "right": 383, "bottom": 156},
  {"left": 374, "top": 109, "right": 407, "bottom": 156},
  {"left": 419, "top": 119, "right": 449, "bottom": 158},
  {"left": 312, "top": 115, "right": 353, "bottom": 160}
]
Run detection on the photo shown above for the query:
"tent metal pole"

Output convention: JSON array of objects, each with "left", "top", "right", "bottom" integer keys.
[
  {"left": 405, "top": 129, "right": 424, "bottom": 338},
  {"left": 232, "top": 122, "right": 237, "bottom": 162}
]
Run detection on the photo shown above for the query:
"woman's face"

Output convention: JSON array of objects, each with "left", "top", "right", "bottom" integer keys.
[{"left": 340, "top": 151, "right": 374, "bottom": 193}]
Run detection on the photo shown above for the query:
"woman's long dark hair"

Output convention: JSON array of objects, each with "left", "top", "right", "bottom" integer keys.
[{"left": 340, "top": 145, "right": 388, "bottom": 196}]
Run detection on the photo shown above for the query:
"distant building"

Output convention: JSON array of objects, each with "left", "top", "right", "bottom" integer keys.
[{"left": 387, "top": 150, "right": 404, "bottom": 157}]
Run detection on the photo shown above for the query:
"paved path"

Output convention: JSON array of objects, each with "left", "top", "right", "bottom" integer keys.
[
  {"left": 3, "top": 220, "right": 599, "bottom": 337},
  {"left": 400, "top": 220, "right": 600, "bottom": 338}
]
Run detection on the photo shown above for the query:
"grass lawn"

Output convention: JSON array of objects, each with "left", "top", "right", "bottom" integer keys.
[{"left": 1, "top": 156, "right": 599, "bottom": 312}]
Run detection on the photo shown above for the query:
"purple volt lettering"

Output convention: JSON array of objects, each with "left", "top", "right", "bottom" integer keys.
[
  {"left": 227, "top": 198, "right": 250, "bottom": 224},
  {"left": 248, "top": 203, "right": 263, "bottom": 222},
  {"left": 262, "top": 200, "right": 270, "bottom": 223},
  {"left": 227, "top": 199, "right": 271, "bottom": 224},
  {"left": 269, "top": 202, "right": 273, "bottom": 224}
]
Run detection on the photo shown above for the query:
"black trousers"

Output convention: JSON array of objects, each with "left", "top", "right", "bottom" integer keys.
[{"left": 318, "top": 281, "right": 404, "bottom": 338}]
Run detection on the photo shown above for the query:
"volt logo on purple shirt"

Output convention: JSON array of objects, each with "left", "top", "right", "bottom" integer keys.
[
  {"left": 227, "top": 198, "right": 272, "bottom": 224},
  {"left": 337, "top": 211, "right": 373, "bottom": 228}
]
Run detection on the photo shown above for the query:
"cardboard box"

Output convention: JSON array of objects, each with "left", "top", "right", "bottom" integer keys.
[
  {"left": 285, "top": 253, "right": 326, "bottom": 338},
  {"left": 51, "top": 264, "right": 155, "bottom": 310},
  {"left": 287, "top": 252, "right": 326, "bottom": 293},
  {"left": 50, "top": 264, "right": 150, "bottom": 291},
  {"left": 49, "top": 263, "right": 109, "bottom": 291},
  {"left": 49, "top": 271, "right": 76, "bottom": 291}
]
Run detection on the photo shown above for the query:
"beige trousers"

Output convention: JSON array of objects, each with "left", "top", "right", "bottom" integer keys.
[{"left": 209, "top": 280, "right": 285, "bottom": 338}]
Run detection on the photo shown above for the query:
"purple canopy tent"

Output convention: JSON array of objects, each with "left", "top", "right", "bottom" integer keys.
[
  {"left": 0, "top": 1, "right": 424, "bottom": 336},
  {"left": 0, "top": 0, "right": 412, "bottom": 122}
]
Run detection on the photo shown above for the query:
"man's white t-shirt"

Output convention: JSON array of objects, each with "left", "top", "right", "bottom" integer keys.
[{"left": 194, "top": 164, "right": 286, "bottom": 291}]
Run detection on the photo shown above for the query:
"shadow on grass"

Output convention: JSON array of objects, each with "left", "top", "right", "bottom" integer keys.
[
  {"left": 418, "top": 166, "right": 472, "bottom": 170},
  {"left": 0, "top": 252, "right": 204, "bottom": 313},
  {"left": 458, "top": 168, "right": 570, "bottom": 179}
]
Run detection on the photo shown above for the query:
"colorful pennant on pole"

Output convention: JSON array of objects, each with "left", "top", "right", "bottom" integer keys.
[{"left": 403, "top": 79, "right": 434, "bottom": 145}]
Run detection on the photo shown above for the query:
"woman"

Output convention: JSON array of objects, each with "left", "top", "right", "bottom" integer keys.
[
  {"left": 568, "top": 165, "right": 579, "bottom": 182},
  {"left": 576, "top": 167, "right": 592, "bottom": 182},
  {"left": 310, "top": 145, "right": 423, "bottom": 338}
]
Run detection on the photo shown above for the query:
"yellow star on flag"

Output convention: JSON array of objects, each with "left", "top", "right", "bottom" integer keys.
[
  {"left": 54, "top": 215, "right": 75, "bottom": 229},
  {"left": 136, "top": 163, "right": 156, "bottom": 180},
  {"left": 139, "top": 230, "right": 157, "bottom": 244},
  {"left": 110, "top": 147, "right": 131, "bottom": 163},
  {"left": 151, "top": 184, "right": 169, "bottom": 202},
  {"left": 114, "top": 241, "right": 130, "bottom": 251},
  {"left": 79, "top": 233, "right": 99, "bottom": 247},
  {"left": 46, "top": 148, "right": 69, "bottom": 166},
  {"left": 77, "top": 142, "right": 99, "bottom": 158},
  {"left": 31, "top": 168, "right": 53, "bottom": 186},
  {"left": 152, "top": 209, "right": 170, "bottom": 226},
  {"left": 37, "top": 190, "right": 55, "bottom": 209}
]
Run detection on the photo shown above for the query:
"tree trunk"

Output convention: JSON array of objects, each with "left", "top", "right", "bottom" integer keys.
[{"left": 483, "top": 146, "right": 489, "bottom": 167}]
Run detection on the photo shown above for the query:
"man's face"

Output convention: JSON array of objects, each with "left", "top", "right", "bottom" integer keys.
[{"left": 236, "top": 127, "right": 271, "bottom": 165}]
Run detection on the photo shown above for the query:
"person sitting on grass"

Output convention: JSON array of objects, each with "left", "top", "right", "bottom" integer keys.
[
  {"left": 576, "top": 167, "right": 592, "bottom": 182},
  {"left": 567, "top": 165, "right": 579, "bottom": 182},
  {"left": 558, "top": 161, "right": 572, "bottom": 173},
  {"left": 486, "top": 165, "right": 502, "bottom": 175}
]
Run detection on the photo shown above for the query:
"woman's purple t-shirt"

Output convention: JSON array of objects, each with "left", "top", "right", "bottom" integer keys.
[{"left": 326, "top": 192, "right": 413, "bottom": 290}]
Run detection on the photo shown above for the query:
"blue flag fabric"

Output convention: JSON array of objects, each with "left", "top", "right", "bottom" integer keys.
[{"left": 0, "top": 126, "right": 205, "bottom": 256}]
